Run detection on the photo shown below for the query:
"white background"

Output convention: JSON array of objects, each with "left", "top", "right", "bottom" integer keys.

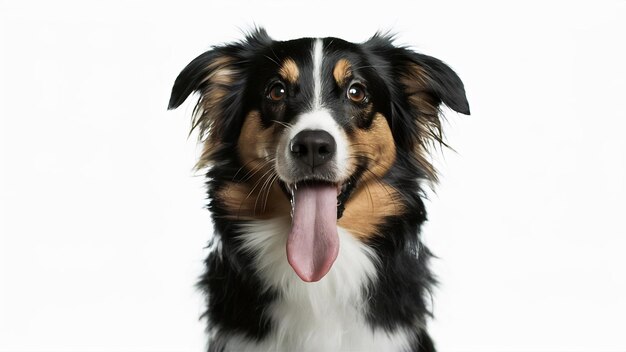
[{"left": 1, "top": 0, "right": 625, "bottom": 351}]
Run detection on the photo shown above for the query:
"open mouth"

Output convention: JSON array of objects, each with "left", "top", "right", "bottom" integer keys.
[
  {"left": 277, "top": 178, "right": 357, "bottom": 283},
  {"left": 279, "top": 179, "right": 356, "bottom": 220}
]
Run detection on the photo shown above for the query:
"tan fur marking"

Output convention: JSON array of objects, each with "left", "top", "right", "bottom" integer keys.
[
  {"left": 339, "top": 113, "right": 403, "bottom": 239},
  {"left": 333, "top": 59, "right": 352, "bottom": 86},
  {"left": 214, "top": 111, "right": 290, "bottom": 219},
  {"left": 338, "top": 182, "right": 405, "bottom": 240},
  {"left": 349, "top": 113, "right": 396, "bottom": 179},
  {"left": 279, "top": 58, "right": 299, "bottom": 84},
  {"left": 205, "top": 56, "right": 236, "bottom": 85},
  {"left": 216, "top": 181, "right": 290, "bottom": 220},
  {"left": 238, "top": 111, "right": 274, "bottom": 169}
]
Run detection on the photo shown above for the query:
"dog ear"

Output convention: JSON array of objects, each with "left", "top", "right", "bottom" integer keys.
[
  {"left": 401, "top": 52, "right": 470, "bottom": 115},
  {"left": 168, "top": 49, "right": 240, "bottom": 168},
  {"left": 364, "top": 34, "right": 470, "bottom": 181},
  {"left": 363, "top": 34, "right": 469, "bottom": 116},
  {"left": 168, "top": 28, "right": 273, "bottom": 168},
  {"left": 168, "top": 50, "right": 230, "bottom": 111},
  {"left": 168, "top": 27, "right": 272, "bottom": 111},
  {"left": 398, "top": 51, "right": 470, "bottom": 181}
]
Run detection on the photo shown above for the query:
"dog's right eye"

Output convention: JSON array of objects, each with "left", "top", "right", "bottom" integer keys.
[{"left": 267, "top": 82, "right": 286, "bottom": 101}]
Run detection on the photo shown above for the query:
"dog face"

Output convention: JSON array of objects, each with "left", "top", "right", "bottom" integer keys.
[{"left": 169, "top": 29, "right": 469, "bottom": 281}]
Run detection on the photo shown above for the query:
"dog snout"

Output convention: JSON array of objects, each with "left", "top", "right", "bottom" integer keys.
[{"left": 290, "top": 130, "right": 336, "bottom": 169}]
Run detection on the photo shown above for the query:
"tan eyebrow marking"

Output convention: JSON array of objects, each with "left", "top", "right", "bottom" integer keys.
[
  {"left": 279, "top": 58, "right": 300, "bottom": 83},
  {"left": 333, "top": 58, "right": 352, "bottom": 86}
]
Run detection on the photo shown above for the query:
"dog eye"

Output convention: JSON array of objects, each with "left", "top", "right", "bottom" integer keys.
[
  {"left": 267, "top": 82, "right": 286, "bottom": 101},
  {"left": 347, "top": 83, "right": 366, "bottom": 103}
]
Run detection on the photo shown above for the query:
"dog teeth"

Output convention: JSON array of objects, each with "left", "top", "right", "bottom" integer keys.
[{"left": 289, "top": 184, "right": 295, "bottom": 218}]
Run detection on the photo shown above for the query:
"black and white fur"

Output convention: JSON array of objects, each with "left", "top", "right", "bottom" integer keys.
[{"left": 168, "top": 28, "right": 469, "bottom": 352}]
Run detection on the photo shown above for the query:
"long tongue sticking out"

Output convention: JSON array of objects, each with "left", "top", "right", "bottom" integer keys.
[{"left": 286, "top": 183, "right": 339, "bottom": 282}]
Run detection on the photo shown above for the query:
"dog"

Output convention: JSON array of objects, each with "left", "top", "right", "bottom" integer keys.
[{"left": 168, "top": 28, "right": 469, "bottom": 352}]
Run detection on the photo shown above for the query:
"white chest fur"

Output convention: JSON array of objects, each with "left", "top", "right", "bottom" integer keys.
[{"left": 215, "top": 217, "right": 412, "bottom": 352}]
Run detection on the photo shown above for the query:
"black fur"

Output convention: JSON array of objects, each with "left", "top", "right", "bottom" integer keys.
[{"left": 169, "top": 28, "right": 469, "bottom": 352}]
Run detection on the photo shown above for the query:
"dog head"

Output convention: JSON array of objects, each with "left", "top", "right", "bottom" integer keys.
[{"left": 169, "top": 28, "right": 469, "bottom": 281}]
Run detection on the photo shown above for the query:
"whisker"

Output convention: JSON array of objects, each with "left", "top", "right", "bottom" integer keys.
[
  {"left": 324, "top": 39, "right": 334, "bottom": 51},
  {"left": 233, "top": 156, "right": 266, "bottom": 181},
  {"left": 350, "top": 64, "right": 389, "bottom": 70},
  {"left": 255, "top": 169, "right": 278, "bottom": 214},
  {"left": 237, "top": 159, "right": 272, "bottom": 183},
  {"left": 270, "top": 46, "right": 281, "bottom": 64},
  {"left": 237, "top": 162, "right": 271, "bottom": 220},
  {"left": 245, "top": 167, "right": 276, "bottom": 203},
  {"left": 263, "top": 54, "right": 280, "bottom": 66},
  {"left": 235, "top": 155, "right": 277, "bottom": 184},
  {"left": 271, "top": 120, "right": 293, "bottom": 130},
  {"left": 262, "top": 173, "right": 280, "bottom": 213}
]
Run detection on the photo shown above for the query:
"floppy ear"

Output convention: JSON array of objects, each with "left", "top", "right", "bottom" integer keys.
[
  {"left": 167, "top": 28, "right": 273, "bottom": 168},
  {"left": 401, "top": 52, "right": 470, "bottom": 116},
  {"left": 398, "top": 51, "right": 470, "bottom": 181},
  {"left": 168, "top": 49, "right": 240, "bottom": 168},
  {"left": 168, "top": 50, "right": 230, "bottom": 111},
  {"left": 364, "top": 34, "right": 469, "bottom": 181},
  {"left": 364, "top": 34, "right": 469, "bottom": 116},
  {"left": 395, "top": 48, "right": 470, "bottom": 117},
  {"left": 168, "top": 27, "right": 273, "bottom": 111}
]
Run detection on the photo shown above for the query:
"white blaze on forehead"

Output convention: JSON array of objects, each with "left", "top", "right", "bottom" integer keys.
[
  {"left": 274, "top": 38, "right": 350, "bottom": 184},
  {"left": 312, "top": 38, "right": 324, "bottom": 109}
]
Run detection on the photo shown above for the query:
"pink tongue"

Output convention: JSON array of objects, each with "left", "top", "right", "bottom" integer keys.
[{"left": 286, "top": 183, "right": 339, "bottom": 282}]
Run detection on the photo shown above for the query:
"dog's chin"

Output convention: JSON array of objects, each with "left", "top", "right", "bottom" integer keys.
[{"left": 278, "top": 178, "right": 356, "bottom": 220}]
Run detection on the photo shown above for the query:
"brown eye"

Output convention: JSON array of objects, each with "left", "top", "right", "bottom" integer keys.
[
  {"left": 267, "top": 82, "right": 286, "bottom": 101},
  {"left": 347, "top": 82, "right": 366, "bottom": 103}
]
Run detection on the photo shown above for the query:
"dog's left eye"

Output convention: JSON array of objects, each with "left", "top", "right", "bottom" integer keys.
[
  {"left": 347, "top": 82, "right": 367, "bottom": 103},
  {"left": 267, "top": 82, "right": 286, "bottom": 101}
]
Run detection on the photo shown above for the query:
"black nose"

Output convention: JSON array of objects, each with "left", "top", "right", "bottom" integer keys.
[{"left": 290, "top": 130, "right": 336, "bottom": 168}]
